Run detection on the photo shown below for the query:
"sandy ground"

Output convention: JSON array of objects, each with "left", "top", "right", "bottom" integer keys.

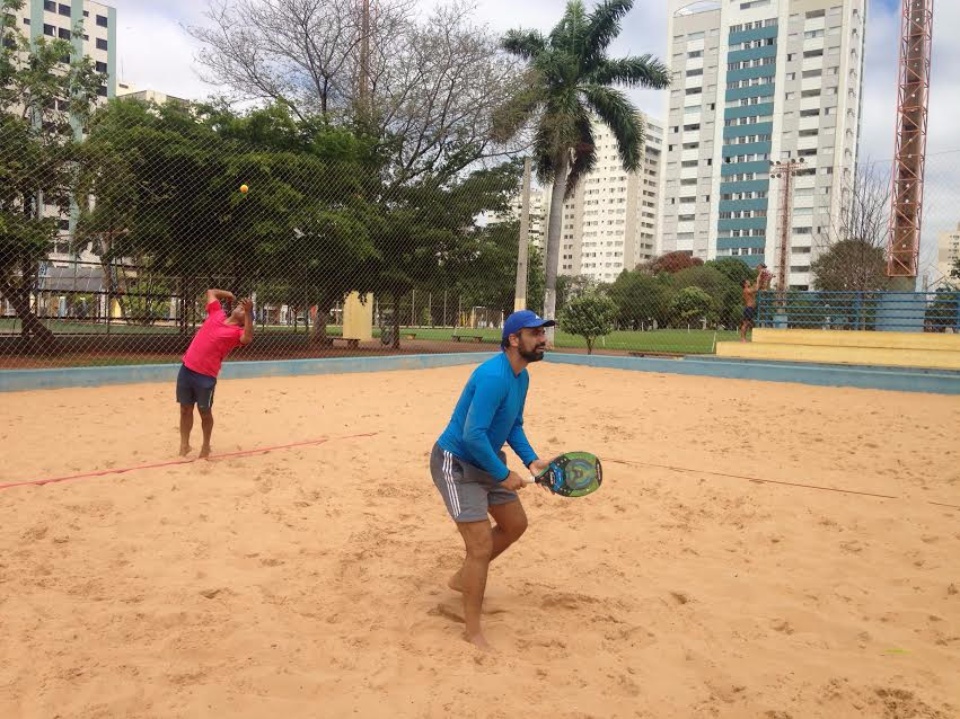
[{"left": 1, "top": 361, "right": 958, "bottom": 719}]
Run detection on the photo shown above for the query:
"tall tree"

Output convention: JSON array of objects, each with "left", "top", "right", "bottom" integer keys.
[
  {"left": 497, "top": 0, "right": 670, "bottom": 339},
  {"left": 816, "top": 160, "right": 890, "bottom": 253},
  {"left": 189, "top": 0, "right": 524, "bottom": 191},
  {"left": 638, "top": 250, "right": 703, "bottom": 276},
  {"left": 812, "top": 160, "right": 891, "bottom": 292},
  {"left": 0, "top": 0, "right": 104, "bottom": 349},
  {"left": 811, "top": 239, "right": 889, "bottom": 292},
  {"left": 705, "top": 257, "right": 754, "bottom": 287},
  {"left": 607, "top": 270, "right": 673, "bottom": 330},
  {"left": 75, "top": 100, "right": 377, "bottom": 343}
]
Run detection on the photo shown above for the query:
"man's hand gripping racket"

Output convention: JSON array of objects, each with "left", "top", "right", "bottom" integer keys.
[{"left": 525, "top": 452, "right": 603, "bottom": 498}]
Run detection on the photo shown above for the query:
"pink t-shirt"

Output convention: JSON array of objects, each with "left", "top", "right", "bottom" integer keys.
[{"left": 182, "top": 300, "right": 244, "bottom": 378}]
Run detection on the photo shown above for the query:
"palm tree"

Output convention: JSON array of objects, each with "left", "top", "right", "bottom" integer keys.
[{"left": 498, "top": 0, "right": 670, "bottom": 336}]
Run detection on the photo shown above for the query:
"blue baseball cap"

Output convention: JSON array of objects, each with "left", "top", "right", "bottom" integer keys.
[{"left": 501, "top": 309, "right": 556, "bottom": 347}]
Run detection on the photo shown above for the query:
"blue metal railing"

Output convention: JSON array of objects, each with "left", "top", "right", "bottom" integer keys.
[{"left": 756, "top": 290, "right": 960, "bottom": 333}]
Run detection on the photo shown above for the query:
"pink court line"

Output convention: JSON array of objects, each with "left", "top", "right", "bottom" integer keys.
[{"left": 0, "top": 432, "right": 378, "bottom": 492}]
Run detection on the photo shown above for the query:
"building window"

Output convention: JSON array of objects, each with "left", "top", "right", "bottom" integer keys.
[
  {"left": 58, "top": 27, "right": 70, "bottom": 40},
  {"left": 58, "top": 3, "right": 70, "bottom": 16},
  {"left": 96, "top": 38, "right": 107, "bottom": 50},
  {"left": 95, "top": 61, "right": 107, "bottom": 73},
  {"left": 96, "top": 14, "right": 108, "bottom": 28},
  {"left": 44, "top": 1, "right": 55, "bottom": 11},
  {"left": 43, "top": 23, "right": 55, "bottom": 36}
]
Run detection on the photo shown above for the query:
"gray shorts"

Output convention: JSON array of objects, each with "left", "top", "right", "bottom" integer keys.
[{"left": 430, "top": 442, "right": 518, "bottom": 523}]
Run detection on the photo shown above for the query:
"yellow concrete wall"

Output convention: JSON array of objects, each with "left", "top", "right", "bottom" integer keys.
[
  {"left": 752, "top": 329, "right": 960, "bottom": 352},
  {"left": 717, "top": 341, "right": 960, "bottom": 371}
]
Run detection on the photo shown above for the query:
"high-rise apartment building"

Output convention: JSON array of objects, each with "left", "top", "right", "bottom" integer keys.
[
  {"left": 9, "top": 0, "right": 116, "bottom": 101},
  {"left": 6, "top": 0, "right": 116, "bottom": 264},
  {"left": 489, "top": 113, "right": 663, "bottom": 286},
  {"left": 556, "top": 113, "right": 664, "bottom": 284},
  {"left": 487, "top": 186, "right": 547, "bottom": 250},
  {"left": 660, "top": 0, "right": 866, "bottom": 290},
  {"left": 938, "top": 223, "right": 960, "bottom": 287}
]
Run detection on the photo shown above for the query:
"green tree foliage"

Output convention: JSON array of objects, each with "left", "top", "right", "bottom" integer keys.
[
  {"left": 671, "top": 265, "right": 741, "bottom": 328},
  {"left": 0, "top": 0, "right": 105, "bottom": 349},
  {"left": 924, "top": 288, "right": 959, "bottom": 332},
  {"left": 75, "top": 99, "right": 378, "bottom": 343},
  {"left": 607, "top": 271, "right": 673, "bottom": 329},
  {"left": 559, "top": 292, "right": 617, "bottom": 354},
  {"left": 811, "top": 239, "right": 889, "bottom": 292},
  {"left": 705, "top": 257, "right": 754, "bottom": 287},
  {"left": 670, "top": 286, "right": 715, "bottom": 327}
]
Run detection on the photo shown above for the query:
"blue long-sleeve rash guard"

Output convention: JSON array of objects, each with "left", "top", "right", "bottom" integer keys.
[{"left": 437, "top": 353, "right": 538, "bottom": 481}]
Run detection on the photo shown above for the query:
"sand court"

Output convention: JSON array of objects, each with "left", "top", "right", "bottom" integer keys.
[{"left": 1, "top": 363, "right": 958, "bottom": 718}]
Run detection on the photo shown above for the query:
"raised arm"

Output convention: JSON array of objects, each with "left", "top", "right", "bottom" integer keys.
[
  {"left": 239, "top": 298, "right": 254, "bottom": 345},
  {"left": 206, "top": 288, "right": 236, "bottom": 305}
]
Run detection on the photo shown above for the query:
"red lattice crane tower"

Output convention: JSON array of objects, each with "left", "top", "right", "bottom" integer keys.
[{"left": 887, "top": 0, "right": 934, "bottom": 286}]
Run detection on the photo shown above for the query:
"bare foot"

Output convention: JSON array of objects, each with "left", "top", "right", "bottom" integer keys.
[
  {"left": 464, "top": 631, "right": 494, "bottom": 652},
  {"left": 448, "top": 570, "right": 464, "bottom": 594},
  {"left": 179, "top": 444, "right": 192, "bottom": 457},
  {"left": 198, "top": 445, "right": 211, "bottom": 460}
]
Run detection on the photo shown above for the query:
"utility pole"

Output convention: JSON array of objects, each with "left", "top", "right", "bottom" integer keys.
[
  {"left": 359, "top": 0, "right": 371, "bottom": 118},
  {"left": 514, "top": 157, "right": 532, "bottom": 312},
  {"left": 770, "top": 157, "right": 804, "bottom": 305}
]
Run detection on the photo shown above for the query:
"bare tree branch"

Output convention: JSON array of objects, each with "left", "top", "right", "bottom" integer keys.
[{"left": 188, "top": 0, "right": 526, "bottom": 189}]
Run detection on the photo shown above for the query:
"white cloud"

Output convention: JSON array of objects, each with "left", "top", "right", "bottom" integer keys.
[{"left": 108, "top": 0, "right": 217, "bottom": 100}]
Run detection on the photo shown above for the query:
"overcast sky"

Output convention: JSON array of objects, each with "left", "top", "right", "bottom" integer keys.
[{"left": 108, "top": 0, "right": 959, "bottom": 283}]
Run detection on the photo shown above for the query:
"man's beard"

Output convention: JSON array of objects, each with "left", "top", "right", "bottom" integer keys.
[{"left": 519, "top": 346, "right": 546, "bottom": 362}]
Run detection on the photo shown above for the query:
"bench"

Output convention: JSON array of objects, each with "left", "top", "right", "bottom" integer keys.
[
  {"left": 330, "top": 337, "right": 360, "bottom": 349},
  {"left": 452, "top": 334, "right": 484, "bottom": 343},
  {"left": 628, "top": 350, "right": 683, "bottom": 359}
]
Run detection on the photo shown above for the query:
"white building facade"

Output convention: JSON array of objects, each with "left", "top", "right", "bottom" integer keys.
[
  {"left": 7, "top": 0, "right": 117, "bottom": 265},
  {"left": 556, "top": 114, "right": 664, "bottom": 284},
  {"left": 938, "top": 223, "right": 960, "bottom": 287},
  {"left": 661, "top": 0, "right": 866, "bottom": 290}
]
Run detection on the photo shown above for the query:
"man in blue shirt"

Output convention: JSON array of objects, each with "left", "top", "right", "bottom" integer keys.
[{"left": 430, "top": 309, "right": 555, "bottom": 651}]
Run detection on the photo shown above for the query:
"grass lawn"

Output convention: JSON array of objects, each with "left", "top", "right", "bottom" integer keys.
[
  {"left": 1, "top": 318, "right": 734, "bottom": 358},
  {"left": 401, "top": 327, "right": 736, "bottom": 354}
]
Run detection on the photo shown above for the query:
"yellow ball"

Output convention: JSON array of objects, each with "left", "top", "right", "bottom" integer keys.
[{"left": 240, "top": 184, "right": 249, "bottom": 194}]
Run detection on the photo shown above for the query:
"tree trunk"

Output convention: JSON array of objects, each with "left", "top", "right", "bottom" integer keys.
[
  {"left": 311, "top": 304, "right": 330, "bottom": 345},
  {"left": 543, "top": 155, "right": 569, "bottom": 345},
  {"left": 0, "top": 277, "right": 58, "bottom": 353}
]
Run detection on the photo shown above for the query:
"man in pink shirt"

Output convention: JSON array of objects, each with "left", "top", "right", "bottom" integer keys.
[{"left": 177, "top": 288, "right": 254, "bottom": 458}]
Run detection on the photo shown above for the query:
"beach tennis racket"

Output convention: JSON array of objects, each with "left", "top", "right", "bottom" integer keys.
[{"left": 526, "top": 451, "right": 602, "bottom": 497}]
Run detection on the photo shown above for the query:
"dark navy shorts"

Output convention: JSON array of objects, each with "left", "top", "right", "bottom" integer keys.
[
  {"left": 176, "top": 364, "right": 217, "bottom": 410},
  {"left": 743, "top": 306, "right": 756, "bottom": 321}
]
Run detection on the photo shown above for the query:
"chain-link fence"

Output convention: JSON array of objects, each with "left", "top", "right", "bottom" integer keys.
[
  {"left": 2, "top": 93, "right": 959, "bottom": 369},
  {"left": 3, "top": 5, "right": 960, "bottom": 371}
]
